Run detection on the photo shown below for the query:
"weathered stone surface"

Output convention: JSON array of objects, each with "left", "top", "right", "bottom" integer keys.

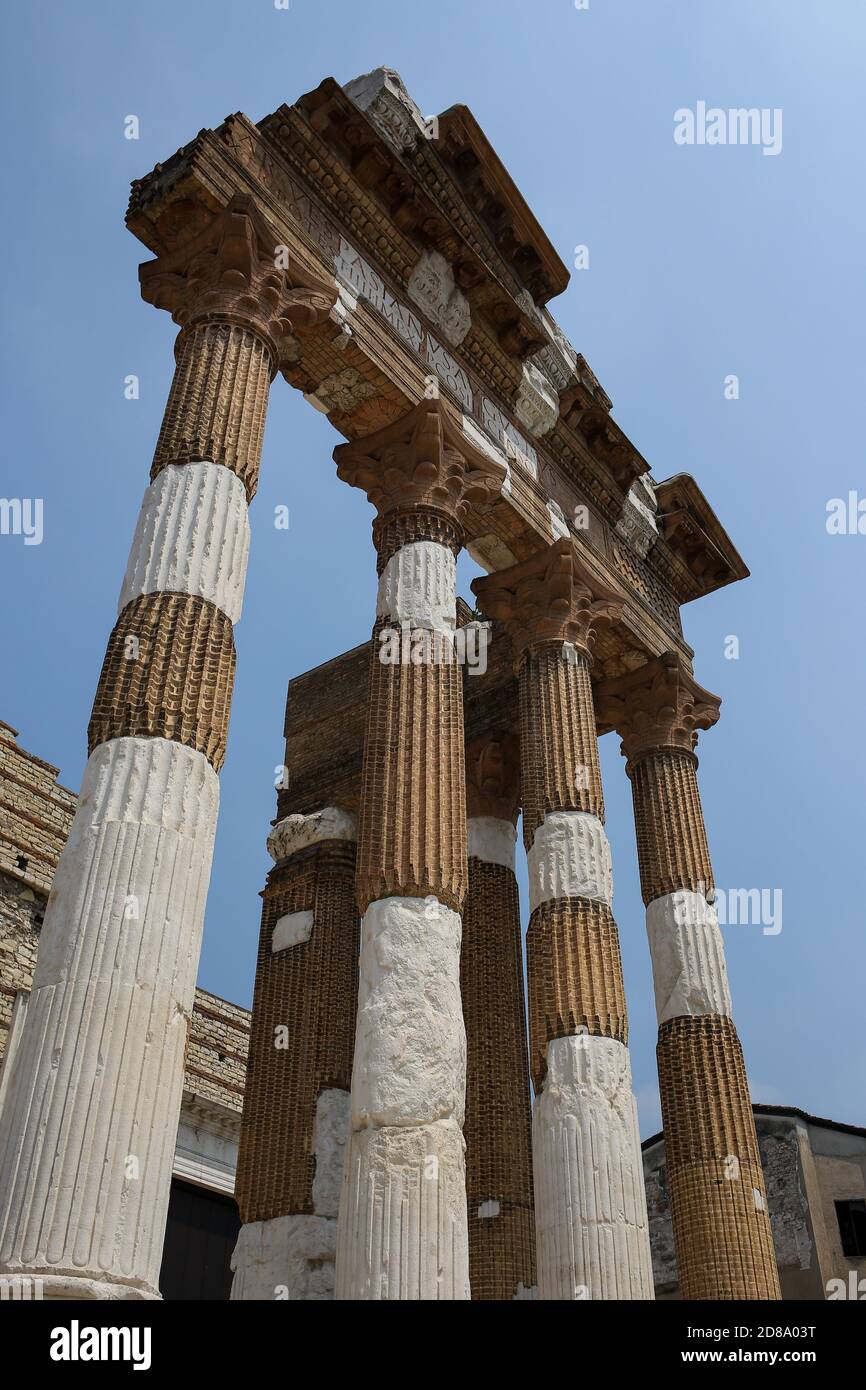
[
  {"left": 467, "top": 816, "right": 516, "bottom": 870},
  {"left": 615, "top": 475, "right": 659, "bottom": 559},
  {"left": 271, "top": 909, "right": 314, "bottom": 952},
  {"left": 231, "top": 1213, "right": 337, "bottom": 1301},
  {"left": 514, "top": 360, "right": 559, "bottom": 437},
  {"left": 526, "top": 810, "right": 613, "bottom": 912},
  {"left": 646, "top": 889, "right": 732, "bottom": 1023},
  {"left": 119, "top": 461, "right": 250, "bottom": 625},
  {"left": 311, "top": 1087, "right": 351, "bottom": 1219},
  {"left": 0, "top": 736, "right": 218, "bottom": 1298},
  {"left": 350, "top": 896, "right": 465, "bottom": 1129},
  {"left": 376, "top": 540, "right": 457, "bottom": 636},
  {"left": 267, "top": 807, "right": 358, "bottom": 862},
  {"left": 344, "top": 67, "right": 431, "bottom": 152},
  {"left": 533, "top": 1034, "right": 654, "bottom": 1300},
  {"left": 407, "top": 249, "right": 472, "bottom": 346},
  {"left": 336, "top": 1118, "right": 469, "bottom": 1300}
]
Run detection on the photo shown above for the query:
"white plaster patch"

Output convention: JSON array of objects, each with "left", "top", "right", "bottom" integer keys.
[
  {"left": 477, "top": 1199, "right": 500, "bottom": 1219},
  {"left": 312, "top": 1088, "right": 351, "bottom": 1219},
  {"left": 467, "top": 816, "right": 516, "bottom": 870},
  {"left": 267, "top": 807, "right": 357, "bottom": 863},
  {"left": 271, "top": 910, "right": 314, "bottom": 953},
  {"left": 350, "top": 896, "right": 465, "bottom": 1129},
  {"left": 119, "top": 462, "right": 250, "bottom": 624},
  {"left": 527, "top": 810, "right": 613, "bottom": 913},
  {"left": 533, "top": 1034, "right": 654, "bottom": 1301},
  {"left": 231, "top": 1214, "right": 337, "bottom": 1301},
  {"left": 513, "top": 1282, "right": 539, "bottom": 1300},
  {"left": 0, "top": 737, "right": 219, "bottom": 1295},
  {"left": 646, "top": 890, "right": 733, "bottom": 1024},
  {"left": 376, "top": 541, "right": 456, "bottom": 636},
  {"left": 336, "top": 1117, "right": 469, "bottom": 1300}
]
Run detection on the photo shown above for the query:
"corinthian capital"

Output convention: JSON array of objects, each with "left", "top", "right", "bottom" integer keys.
[
  {"left": 471, "top": 538, "right": 623, "bottom": 658},
  {"left": 138, "top": 193, "right": 336, "bottom": 371},
  {"left": 594, "top": 651, "right": 721, "bottom": 762},
  {"left": 333, "top": 397, "right": 506, "bottom": 524}
]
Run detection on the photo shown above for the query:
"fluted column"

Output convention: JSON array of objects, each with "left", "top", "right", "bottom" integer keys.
[
  {"left": 473, "top": 539, "right": 654, "bottom": 1301},
  {"left": 333, "top": 398, "right": 505, "bottom": 1300},
  {"left": 596, "top": 653, "right": 780, "bottom": 1300},
  {"left": 232, "top": 809, "right": 359, "bottom": 1300},
  {"left": 0, "top": 195, "right": 334, "bottom": 1300},
  {"left": 462, "top": 733, "right": 535, "bottom": 1300}
]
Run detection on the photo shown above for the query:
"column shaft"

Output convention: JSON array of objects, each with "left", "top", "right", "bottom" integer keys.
[
  {"left": 461, "top": 732, "right": 535, "bottom": 1299},
  {"left": 232, "top": 812, "right": 359, "bottom": 1300},
  {"left": 521, "top": 646, "right": 652, "bottom": 1300},
  {"left": 472, "top": 541, "right": 654, "bottom": 1301},
  {"left": 0, "top": 197, "right": 335, "bottom": 1298},
  {"left": 337, "top": 531, "right": 469, "bottom": 1300},
  {"left": 629, "top": 747, "right": 780, "bottom": 1300},
  {"left": 333, "top": 398, "right": 505, "bottom": 1300}
]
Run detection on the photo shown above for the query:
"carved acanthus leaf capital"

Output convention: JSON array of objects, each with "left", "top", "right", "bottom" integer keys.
[
  {"left": 471, "top": 538, "right": 624, "bottom": 659},
  {"left": 138, "top": 194, "right": 336, "bottom": 371},
  {"left": 333, "top": 397, "right": 506, "bottom": 524},
  {"left": 594, "top": 651, "right": 721, "bottom": 763},
  {"left": 465, "top": 731, "right": 520, "bottom": 822}
]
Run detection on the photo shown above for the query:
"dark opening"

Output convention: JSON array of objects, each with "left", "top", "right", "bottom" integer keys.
[
  {"left": 159, "top": 1177, "right": 240, "bottom": 1300},
  {"left": 835, "top": 1199, "right": 866, "bottom": 1259}
]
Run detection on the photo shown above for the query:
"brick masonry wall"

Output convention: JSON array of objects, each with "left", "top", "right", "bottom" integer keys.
[{"left": 0, "top": 722, "right": 250, "bottom": 1109}]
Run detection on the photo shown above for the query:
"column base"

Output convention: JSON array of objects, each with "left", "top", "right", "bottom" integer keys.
[
  {"left": 336, "top": 1119, "right": 470, "bottom": 1301},
  {"left": 231, "top": 1215, "right": 337, "bottom": 1301},
  {"left": 0, "top": 1267, "right": 160, "bottom": 1300}
]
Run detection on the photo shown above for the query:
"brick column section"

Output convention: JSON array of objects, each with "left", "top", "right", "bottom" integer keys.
[
  {"left": 473, "top": 539, "right": 654, "bottom": 1301},
  {"left": 231, "top": 809, "right": 359, "bottom": 1300},
  {"left": 332, "top": 398, "right": 505, "bottom": 1300},
  {"left": 0, "top": 196, "right": 334, "bottom": 1300},
  {"left": 462, "top": 732, "right": 535, "bottom": 1300},
  {"left": 596, "top": 652, "right": 780, "bottom": 1300}
]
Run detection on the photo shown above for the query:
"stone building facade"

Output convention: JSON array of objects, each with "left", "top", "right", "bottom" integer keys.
[{"left": 644, "top": 1106, "right": 866, "bottom": 1301}]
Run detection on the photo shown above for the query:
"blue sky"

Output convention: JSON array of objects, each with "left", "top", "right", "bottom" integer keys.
[{"left": 1, "top": 0, "right": 864, "bottom": 1136}]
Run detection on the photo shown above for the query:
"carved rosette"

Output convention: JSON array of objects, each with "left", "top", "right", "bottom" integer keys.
[
  {"left": 594, "top": 651, "right": 721, "bottom": 766},
  {"left": 471, "top": 538, "right": 623, "bottom": 662},
  {"left": 139, "top": 193, "right": 336, "bottom": 375},
  {"left": 333, "top": 397, "right": 505, "bottom": 553}
]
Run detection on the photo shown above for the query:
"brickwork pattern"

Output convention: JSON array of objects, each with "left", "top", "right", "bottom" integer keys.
[
  {"left": 526, "top": 896, "right": 629, "bottom": 1088},
  {"left": 151, "top": 323, "right": 273, "bottom": 502},
  {"left": 373, "top": 508, "right": 462, "bottom": 573},
  {"left": 519, "top": 643, "right": 604, "bottom": 848},
  {"left": 0, "top": 722, "right": 76, "bottom": 897},
  {"left": 657, "top": 1014, "right": 781, "bottom": 1299},
  {"left": 88, "top": 592, "right": 236, "bottom": 772},
  {"left": 186, "top": 987, "right": 250, "bottom": 1113},
  {"left": 629, "top": 749, "right": 714, "bottom": 904},
  {"left": 235, "top": 840, "right": 359, "bottom": 1224},
  {"left": 461, "top": 856, "right": 535, "bottom": 1299},
  {"left": 356, "top": 622, "right": 467, "bottom": 915}
]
